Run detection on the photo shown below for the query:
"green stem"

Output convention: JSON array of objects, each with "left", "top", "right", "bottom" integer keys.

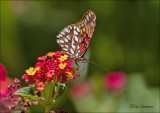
[
  {"left": 44, "top": 80, "right": 56, "bottom": 113},
  {"left": 44, "top": 106, "right": 51, "bottom": 113},
  {"left": 43, "top": 90, "right": 47, "bottom": 102},
  {"left": 48, "top": 80, "right": 56, "bottom": 104},
  {"left": 52, "top": 82, "right": 61, "bottom": 104}
]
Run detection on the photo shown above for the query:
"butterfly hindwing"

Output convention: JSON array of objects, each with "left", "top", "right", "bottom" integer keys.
[{"left": 56, "top": 24, "right": 81, "bottom": 59}]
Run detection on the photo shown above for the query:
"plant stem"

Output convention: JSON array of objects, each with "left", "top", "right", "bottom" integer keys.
[
  {"left": 48, "top": 80, "right": 56, "bottom": 104},
  {"left": 44, "top": 106, "right": 51, "bottom": 113},
  {"left": 52, "top": 82, "right": 61, "bottom": 104},
  {"left": 44, "top": 80, "right": 56, "bottom": 113}
]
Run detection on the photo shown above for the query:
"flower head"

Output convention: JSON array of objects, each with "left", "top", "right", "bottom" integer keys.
[
  {"left": 70, "top": 81, "right": 92, "bottom": 99},
  {"left": 54, "top": 51, "right": 62, "bottom": 58},
  {"left": 104, "top": 72, "right": 126, "bottom": 91},
  {"left": 22, "top": 51, "right": 82, "bottom": 90},
  {"left": 37, "top": 82, "right": 45, "bottom": 91},
  {"left": 47, "top": 52, "right": 55, "bottom": 58},
  {"left": 25, "top": 67, "right": 36, "bottom": 76},
  {"left": 59, "top": 63, "right": 67, "bottom": 69},
  {"left": 59, "top": 55, "right": 68, "bottom": 62},
  {"left": 0, "top": 63, "right": 7, "bottom": 81},
  {"left": 37, "top": 55, "right": 47, "bottom": 61},
  {"left": 46, "top": 70, "right": 55, "bottom": 80},
  {"left": 0, "top": 63, "right": 15, "bottom": 98}
]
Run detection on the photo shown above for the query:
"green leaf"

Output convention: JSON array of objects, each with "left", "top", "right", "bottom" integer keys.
[{"left": 14, "top": 87, "right": 39, "bottom": 100}]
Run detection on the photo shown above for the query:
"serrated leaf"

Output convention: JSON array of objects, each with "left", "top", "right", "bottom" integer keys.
[{"left": 14, "top": 87, "right": 39, "bottom": 100}]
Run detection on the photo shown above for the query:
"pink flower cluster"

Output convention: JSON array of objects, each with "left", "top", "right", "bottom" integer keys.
[
  {"left": 22, "top": 51, "right": 82, "bottom": 91},
  {"left": 104, "top": 72, "right": 126, "bottom": 90},
  {"left": 0, "top": 63, "right": 15, "bottom": 98}
]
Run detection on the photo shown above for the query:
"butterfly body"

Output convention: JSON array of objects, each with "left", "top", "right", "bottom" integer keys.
[{"left": 56, "top": 10, "right": 96, "bottom": 64}]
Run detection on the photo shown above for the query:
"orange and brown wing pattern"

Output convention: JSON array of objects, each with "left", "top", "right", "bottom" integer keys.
[{"left": 76, "top": 10, "right": 96, "bottom": 56}]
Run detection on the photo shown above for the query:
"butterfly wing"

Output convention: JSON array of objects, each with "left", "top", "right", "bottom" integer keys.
[
  {"left": 56, "top": 10, "right": 96, "bottom": 61},
  {"left": 76, "top": 10, "right": 96, "bottom": 57},
  {"left": 56, "top": 24, "right": 82, "bottom": 59}
]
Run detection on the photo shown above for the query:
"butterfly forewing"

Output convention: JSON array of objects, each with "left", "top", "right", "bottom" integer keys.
[
  {"left": 77, "top": 10, "right": 96, "bottom": 57},
  {"left": 56, "top": 10, "right": 96, "bottom": 62}
]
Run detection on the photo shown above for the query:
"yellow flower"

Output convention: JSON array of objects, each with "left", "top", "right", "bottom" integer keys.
[
  {"left": 59, "top": 55, "right": 68, "bottom": 62},
  {"left": 35, "top": 67, "right": 41, "bottom": 71},
  {"left": 59, "top": 63, "right": 67, "bottom": 69},
  {"left": 66, "top": 72, "right": 73, "bottom": 78},
  {"left": 26, "top": 67, "right": 36, "bottom": 75}
]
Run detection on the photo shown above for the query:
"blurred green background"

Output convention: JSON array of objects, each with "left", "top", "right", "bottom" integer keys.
[{"left": 1, "top": 1, "right": 159, "bottom": 112}]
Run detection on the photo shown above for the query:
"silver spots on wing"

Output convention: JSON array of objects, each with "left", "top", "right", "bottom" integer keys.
[
  {"left": 89, "top": 12, "right": 91, "bottom": 17},
  {"left": 93, "top": 16, "right": 96, "bottom": 21},
  {"left": 74, "top": 26, "right": 77, "bottom": 29},
  {"left": 70, "top": 48, "right": 74, "bottom": 54},
  {"left": 60, "top": 45, "right": 64, "bottom": 47},
  {"left": 84, "top": 19, "right": 87, "bottom": 24},
  {"left": 57, "top": 34, "right": 62, "bottom": 38},
  {"left": 74, "top": 30, "right": 78, "bottom": 35},
  {"left": 78, "top": 50, "right": 80, "bottom": 53},
  {"left": 65, "top": 45, "right": 69, "bottom": 48},
  {"left": 75, "top": 53, "right": 79, "bottom": 57},
  {"left": 77, "top": 45, "right": 80, "bottom": 50},
  {"left": 86, "top": 15, "right": 89, "bottom": 21},
  {"left": 75, "top": 36, "right": 79, "bottom": 42},
  {"left": 61, "top": 31, "right": 65, "bottom": 35},
  {"left": 71, "top": 40, "right": 76, "bottom": 50},
  {"left": 66, "top": 35, "right": 71, "bottom": 40},
  {"left": 91, "top": 11, "right": 93, "bottom": 15},
  {"left": 56, "top": 35, "right": 60, "bottom": 38},
  {"left": 64, "top": 28, "right": 70, "bottom": 33},
  {"left": 63, "top": 37, "right": 68, "bottom": 42},
  {"left": 57, "top": 39, "right": 60, "bottom": 43},
  {"left": 90, "top": 21, "right": 94, "bottom": 27},
  {"left": 60, "top": 40, "right": 64, "bottom": 43},
  {"left": 68, "top": 26, "right": 72, "bottom": 29},
  {"left": 62, "top": 48, "right": 68, "bottom": 51},
  {"left": 77, "top": 27, "right": 80, "bottom": 32}
]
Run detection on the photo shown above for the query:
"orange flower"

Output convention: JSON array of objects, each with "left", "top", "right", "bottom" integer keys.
[
  {"left": 37, "top": 82, "right": 45, "bottom": 91},
  {"left": 37, "top": 55, "right": 47, "bottom": 60},
  {"left": 47, "top": 52, "right": 55, "bottom": 58}
]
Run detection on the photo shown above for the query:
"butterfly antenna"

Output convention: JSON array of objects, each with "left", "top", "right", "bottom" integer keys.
[{"left": 88, "top": 60, "right": 109, "bottom": 72}]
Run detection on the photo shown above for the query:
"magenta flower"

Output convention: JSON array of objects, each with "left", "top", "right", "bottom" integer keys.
[
  {"left": 104, "top": 72, "right": 126, "bottom": 91},
  {"left": 0, "top": 63, "right": 15, "bottom": 98},
  {"left": 70, "top": 81, "right": 92, "bottom": 99},
  {"left": 0, "top": 63, "right": 7, "bottom": 81},
  {"left": 0, "top": 63, "right": 16, "bottom": 112}
]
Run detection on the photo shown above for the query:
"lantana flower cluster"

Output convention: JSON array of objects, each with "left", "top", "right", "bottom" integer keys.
[{"left": 22, "top": 51, "right": 81, "bottom": 91}]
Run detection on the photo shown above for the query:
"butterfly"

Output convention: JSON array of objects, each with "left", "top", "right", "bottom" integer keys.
[{"left": 56, "top": 10, "right": 96, "bottom": 66}]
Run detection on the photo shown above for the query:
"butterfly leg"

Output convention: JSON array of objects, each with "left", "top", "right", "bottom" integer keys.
[{"left": 75, "top": 62, "right": 79, "bottom": 68}]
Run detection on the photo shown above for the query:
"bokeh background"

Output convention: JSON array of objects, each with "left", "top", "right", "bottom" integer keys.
[{"left": 1, "top": 1, "right": 159, "bottom": 112}]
